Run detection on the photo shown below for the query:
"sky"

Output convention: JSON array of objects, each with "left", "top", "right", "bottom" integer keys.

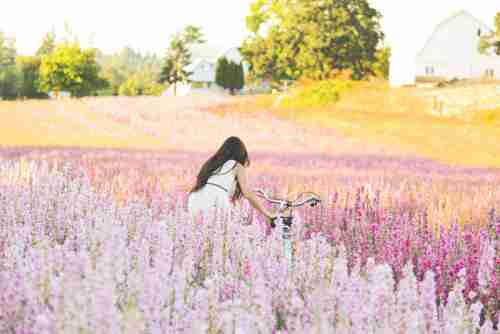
[{"left": 0, "top": 0, "right": 497, "bottom": 57}]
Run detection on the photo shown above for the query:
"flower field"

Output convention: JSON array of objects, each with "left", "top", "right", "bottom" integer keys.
[{"left": 0, "top": 145, "right": 498, "bottom": 333}]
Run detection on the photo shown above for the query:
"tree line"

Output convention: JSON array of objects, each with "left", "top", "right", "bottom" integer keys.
[
  {"left": 0, "top": 25, "right": 247, "bottom": 100},
  {"left": 0, "top": 30, "right": 169, "bottom": 99},
  {"left": 2, "top": 0, "right": 401, "bottom": 100}
]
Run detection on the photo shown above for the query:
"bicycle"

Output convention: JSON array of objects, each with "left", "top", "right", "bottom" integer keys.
[{"left": 255, "top": 189, "right": 321, "bottom": 269}]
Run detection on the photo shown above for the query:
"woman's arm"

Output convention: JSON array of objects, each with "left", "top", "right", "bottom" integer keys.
[{"left": 235, "top": 164, "right": 274, "bottom": 219}]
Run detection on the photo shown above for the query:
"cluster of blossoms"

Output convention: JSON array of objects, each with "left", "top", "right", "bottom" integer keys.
[{"left": 0, "top": 151, "right": 498, "bottom": 333}]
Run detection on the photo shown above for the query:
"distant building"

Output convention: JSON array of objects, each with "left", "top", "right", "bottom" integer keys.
[
  {"left": 189, "top": 46, "right": 247, "bottom": 88},
  {"left": 163, "top": 46, "right": 270, "bottom": 96},
  {"left": 186, "top": 59, "right": 216, "bottom": 88},
  {"left": 390, "top": 10, "right": 500, "bottom": 87}
]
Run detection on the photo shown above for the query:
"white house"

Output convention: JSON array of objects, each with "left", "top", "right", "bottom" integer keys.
[
  {"left": 390, "top": 10, "right": 500, "bottom": 87},
  {"left": 186, "top": 47, "right": 247, "bottom": 87},
  {"left": 162, "top": 47, "right": 244, "bottom": 96},
  {"left": 186, "top": 59, "right": 216, "bottom": 87},
  {"left": 164, "top": 46, "right": 270, "bottom": 96}
]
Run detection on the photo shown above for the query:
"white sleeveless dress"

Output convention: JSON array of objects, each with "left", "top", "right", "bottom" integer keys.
[{"left": 188, "top": 160, "right": 238, "bottom": 216}]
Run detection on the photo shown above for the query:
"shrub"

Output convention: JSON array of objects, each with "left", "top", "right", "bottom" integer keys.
[{"left": 280, "top": 79, "right": 353, "bottom": 109}]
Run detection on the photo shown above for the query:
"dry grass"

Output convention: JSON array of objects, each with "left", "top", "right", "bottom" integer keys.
[
  {"left": 1, "top": 95, "right": 386, "bottom": 156},
  {"left": 216, "top": 83, "right": 500, "bottom": 168},
  {"left": 2, "top": 86, "right": 499, "bottom": 169},
  {"left": 0, "top": 98, "right": 162, "bottom": 149}
]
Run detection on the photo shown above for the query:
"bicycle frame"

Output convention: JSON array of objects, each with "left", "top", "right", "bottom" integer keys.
[{"left": 255, "top": 189, "right": 321, "bottom": 268}]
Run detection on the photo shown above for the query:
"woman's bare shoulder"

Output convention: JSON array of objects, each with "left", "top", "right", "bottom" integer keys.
[
  {"left": 233, "top": 161, "right": 246, "bottom": 175},
  {"left": 232, "top": 161, "right": 247, "bottom": 169}
]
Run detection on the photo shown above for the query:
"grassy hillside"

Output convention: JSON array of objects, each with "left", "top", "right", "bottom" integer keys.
[
  {"left": 208, "top": 82, "right": 500, "bottom": 168},
  {"left": 1, "top": 84, "right": 499, "bottom": 169}
]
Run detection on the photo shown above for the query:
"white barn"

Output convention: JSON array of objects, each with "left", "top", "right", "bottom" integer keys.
[
  {"left": 416, "top": 10, "right": 500, "bottom": 81},
  {"left": 390, "top": 10, "right": 500, "bottom": 87}
]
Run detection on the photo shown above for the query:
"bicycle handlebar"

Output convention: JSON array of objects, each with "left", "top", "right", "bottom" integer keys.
[{"left": 254, "top": 189, "right": 321, "bottom": 209}]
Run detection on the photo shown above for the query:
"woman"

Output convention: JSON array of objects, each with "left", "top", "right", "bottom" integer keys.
[{"left": 188, "top": 136, "right": 275, "bottom": 223}]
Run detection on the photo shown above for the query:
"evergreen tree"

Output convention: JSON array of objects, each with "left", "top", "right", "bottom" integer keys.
[
  {"left": 0, "top": 31, "right": 19, "bottom": 99},
  {"left": 215, "top": 57, "right": 229, "bottom": 89},
  {"left": 36, "top": 31, "right": 56, "bottom": 57},
  {"left": 17, "top": 56, "right": 46, "bottom": 98},
  {"left": 215, "top": 57, "right": 245, "bottom": 94},
  {"left": 159, "top": 26, "right": 204, "bottom": 96}
]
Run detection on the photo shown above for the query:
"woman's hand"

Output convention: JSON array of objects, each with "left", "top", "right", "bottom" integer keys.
[{"left": 265, "top": 210, "right": 277, "bottom": 228}]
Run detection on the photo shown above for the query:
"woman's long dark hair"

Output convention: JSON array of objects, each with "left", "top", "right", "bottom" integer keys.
[{"left": 190, "top": 136, "right": 250, "bottom": 201}]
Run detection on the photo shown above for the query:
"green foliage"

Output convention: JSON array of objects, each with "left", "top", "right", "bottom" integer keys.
[
  {"left": 280, "top": 79, "right": 352, "bottom": 109},
  {"left": 118, "top": 77, "right": 140, "bottom": 96},
  {"left": 159, "top": 25, "right": 204, "bottom": 96},
  {"left": 215, "top": 57, "right": 245, "bottom": 94},
  {"left": 494, "top": 12, "right": 500, "bottom": 55},
  {"left": 480, "top": 12, "right": 500, "bottom": 55},
  {"left": 215, "top": 57, "right": 229, "bottom": 89},
  {"left": 234, "top": 61, "right": 245, "bottom": 91},
  {"left": 118, "top": 70, "right": 165, "bottom": 96},
  {"left": 39, "top": 43, "right": 108, "bottom": 97},
  {"left": 373, "top": 46, "right": 391, "bottom": 80},
  {"left": 0, "top": 31, "right": 19, "bottom": 99},
  {"left": 241, "top": 0, "right": 384, "bottom": 82},
  {"left": 0, "top": 65, "right": 21, "bottom": 100},
  {"left": 16, "top": 56, "right": 47, "bottom": 98},
  {"left": 496, "top": 12, "right": 500, "bottom": 33},
  {"left": 36, "top": 31, "right": 56, "bottom": 57},
  {"left": 98, "top": 47, "right": 162, "bottom": 96},
  {"left": 0, "top": 31, "right": 16, "bottom": 67},
  {"left": 143, "top": 81, "right": 165, "bottom": 96}
]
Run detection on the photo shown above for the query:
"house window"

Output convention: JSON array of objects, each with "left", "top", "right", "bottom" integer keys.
[{"left": 425, "top": 66, "right": 435, "bottom": 76}]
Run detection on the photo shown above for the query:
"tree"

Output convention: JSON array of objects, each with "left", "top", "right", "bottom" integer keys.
[
  {"left": 479, "top": 12, "right": 500, "bottom": 55},
  {"left": 16, "top": 56, "right": 46, "bottom": 98},
  {"left": 0, "top": 31, "right": 16, "bottom": 67},
  {"left": 118, "top": 69, "right": 165, "bottom": 96},
  {"left": 215, "top": 57, "right": 245, "bottom": 94},
  {"left": 373, "top": 46, "right": 391, "bottom": 79},
  {"left": 98, "top": 47, "right": 162, "bottom": 96},
  {"left": 241, "top": 0, "right": 384, "bottom": 81},
  {"left": 39, "top": 43, "right": 108, "bottom": 97},
  {"left": 492, "top": 12, "right": 500, "bottom": 55},
  {"left": 0, "top": 66, "right": 21, "bottom": 99},
  {"left": 0, "top": 31, "right": 19, "bottom": 99},
  {"left": 234, "top": 61, "right": 245, "bottom": 91},
  {"left": 36, "top": 31, "right": 56, "bottom": 57},
  {"left": 215, "top": 57, "right": 229, "bottom": 89},
  {"left": 159, "top": 25, "right": 204, "bottom": 96}
]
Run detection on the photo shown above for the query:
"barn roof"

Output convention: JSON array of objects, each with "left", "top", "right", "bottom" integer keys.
[{"left": 417, "top": 10, "right": 493, "bottom": 58}]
